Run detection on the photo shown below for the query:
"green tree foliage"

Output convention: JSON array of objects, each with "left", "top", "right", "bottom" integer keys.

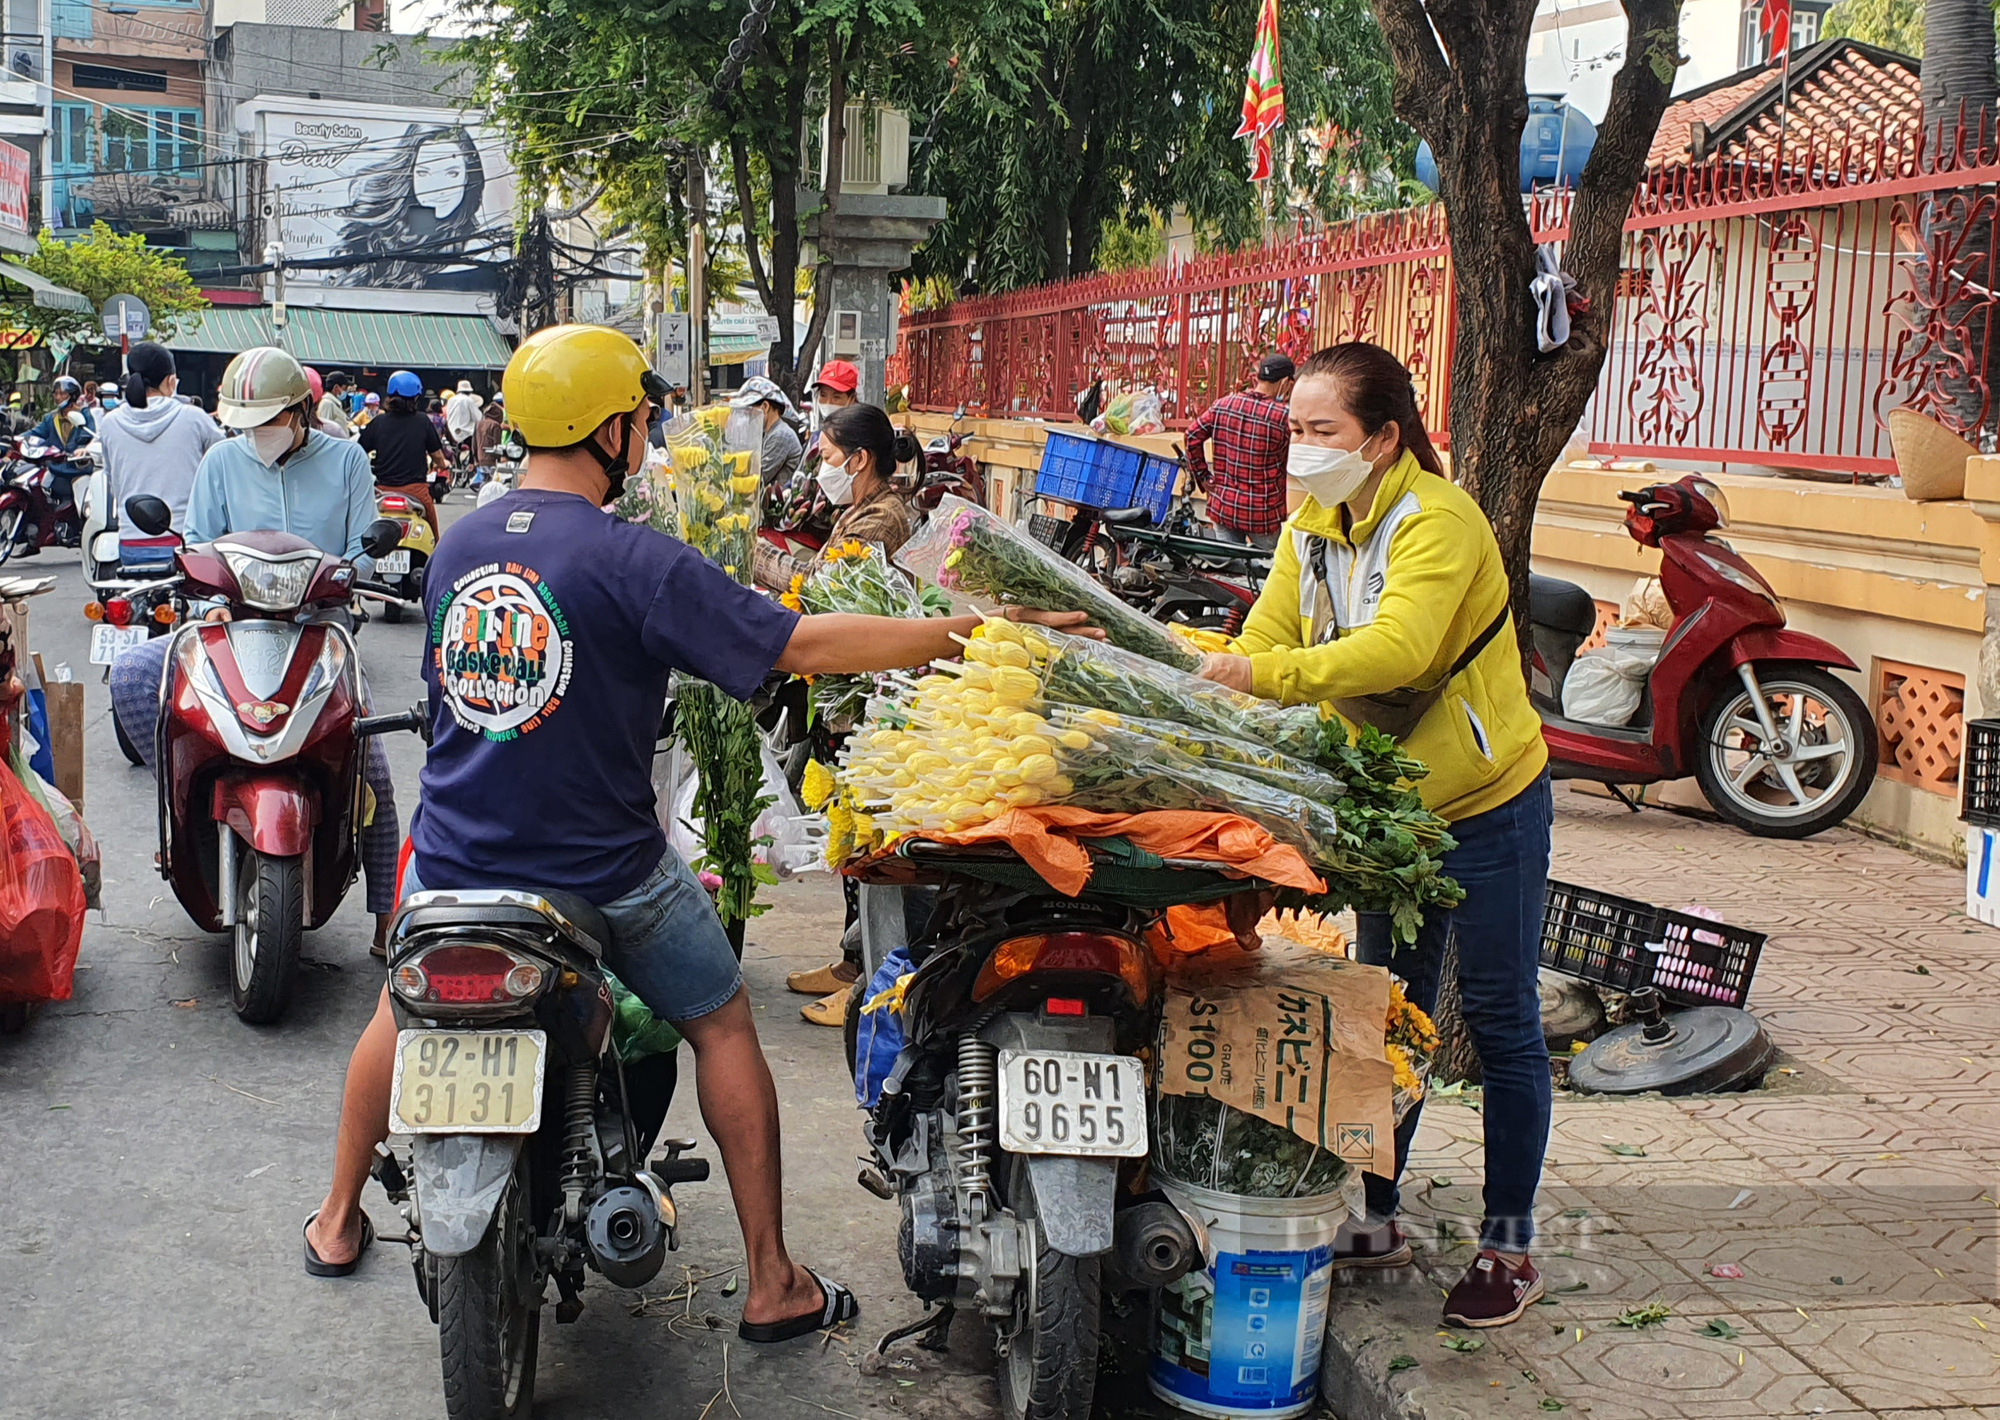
[
  {"left": 902, "top": 0, "right": 1411, "bottom": 292},
  {"left": 0, "top": 223, "right": 208, "bottom": 346},
  {"left": 1095, "top": 213, "right": 1168, "bottom": 272},
  {"left": 1823, "top": 0, "right": 1926, "bottom": 53}
]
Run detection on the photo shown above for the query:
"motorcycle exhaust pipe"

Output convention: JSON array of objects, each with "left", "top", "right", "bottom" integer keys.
[
  {"left": 1104, "top": 1199, "right": 1201, "bottom": 1293},
  {"left": 586, "top": 1184, "right": 667, "bottom": 1288}
]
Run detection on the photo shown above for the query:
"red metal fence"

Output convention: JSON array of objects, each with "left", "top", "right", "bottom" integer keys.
[{"left": 902, "top": 111, "right": 2000, "bottom": 477}]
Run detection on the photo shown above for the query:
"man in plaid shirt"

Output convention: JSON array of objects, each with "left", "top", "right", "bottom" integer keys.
[{"left": 1185, "top": 352, "right": 1294, "bottom": 550}]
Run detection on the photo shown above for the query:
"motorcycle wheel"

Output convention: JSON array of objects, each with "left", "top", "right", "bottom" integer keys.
[
  {"left": 0, "top": 507, "right": 21, "bottom": 565},
  {"left": 996, "top": 1157, "right": 1100, "bottom": 1420},
  {"left": 231, "top": 849, "right": 304, "bottom": 1024},
  {"left": 1692, "top": 664, "right": 1878, "bottom": 840},
  {"left": 383, "top": 595, "right": 404, "bottom": 624},
  {"left": 112, "top": 709, "right": 145, "bottom": 766},
  {"left": 437, "top": 1154, "right": 540, "bottom": 1420}
]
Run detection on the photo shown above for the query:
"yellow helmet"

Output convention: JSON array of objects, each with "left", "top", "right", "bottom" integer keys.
[{"left": 502, "top": 324, "right": 666, "bottom": 448}]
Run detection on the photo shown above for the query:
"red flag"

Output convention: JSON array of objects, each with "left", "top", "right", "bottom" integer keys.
[
  {"left": 1759, "top": 0, "right": 1791, "bottom": 60},
  {"left": 1233, "top": 0, "right": 1285, "bottom": 181}
]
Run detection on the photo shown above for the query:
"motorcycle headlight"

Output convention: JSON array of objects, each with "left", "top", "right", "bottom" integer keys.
[
  {"left": 298, "top": 633, "right": 350, "bottom": 703},
  {"left": 221, "top": 549, "right": 318, "bottom": 612}
]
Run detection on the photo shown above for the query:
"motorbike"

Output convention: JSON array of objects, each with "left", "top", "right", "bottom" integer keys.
[
  {"left": 1098, "top": 497, "right": 1268, "bottom": 636},
  {"left": 917, "top": 407, "right": 986, "bottom": 511},
  {"left": 372, "top": 488, "right": 438, "bottom": 623},
  {"left": 126, "top": 494, "right": 411, "bottom": 1022},
  {"left": 371, "top": 880, "right": 708, "bottom": 1420},
  {"left": 0, "top": 436, "right": 88, "bottom": 563},
  {"left": 1531, "top": 473, "right": 1878, "bottom": 838},
  {"left": 846, "top": 845, "right": 1244, "bottom": 1420}
]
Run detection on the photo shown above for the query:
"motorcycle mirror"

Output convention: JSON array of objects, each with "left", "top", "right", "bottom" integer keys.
[
  {"left": 125, "top": 495, "right": 173, "bottom": 536},
  {"left": 361, "top": 518, "right": 404, "bottom": 560}
]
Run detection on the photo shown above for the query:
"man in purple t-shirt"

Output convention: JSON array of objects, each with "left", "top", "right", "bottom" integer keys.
[{"left": 303, "top": 326, "right": 1095, "bottom": 1342}]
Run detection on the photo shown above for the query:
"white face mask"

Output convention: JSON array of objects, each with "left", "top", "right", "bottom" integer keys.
[
  {"left": 817, "top": 452, "right": 857, "bottom": 506},
  {"left": 249, "top": 421, "right": 296, "bottom": 468},
  {"left": 1287, "top": 436, "right": 1379, "bottom": 508}
]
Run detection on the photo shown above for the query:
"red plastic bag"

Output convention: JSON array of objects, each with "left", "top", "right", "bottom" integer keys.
[{"left": 0, "top": 761, "right": 86, "bottom": 1004}]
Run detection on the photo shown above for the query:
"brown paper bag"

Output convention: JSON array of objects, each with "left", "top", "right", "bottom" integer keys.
[{"left": 1157, "top": 942, "right": 1396, "bottom": 1175}]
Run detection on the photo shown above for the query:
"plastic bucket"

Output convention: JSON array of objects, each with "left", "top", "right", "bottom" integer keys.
[{"left": 1149, "top": 1174, "right": 1348, "bottom": 1419}]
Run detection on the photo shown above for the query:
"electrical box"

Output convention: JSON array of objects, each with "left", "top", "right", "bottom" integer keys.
[{"left": 831, "top": 310, "right": 862, "bottom": 357}]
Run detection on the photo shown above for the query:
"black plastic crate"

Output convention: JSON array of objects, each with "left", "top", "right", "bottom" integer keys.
[
  {"left": 1539, "top": 879, "right": 1764, "bottom": 1008},
  {"left": 1027, "top": 512, "right": 1072, "bottom": 550},
  {"left": 1963, "top": 718, "right": 2000, "bottom": 827}
]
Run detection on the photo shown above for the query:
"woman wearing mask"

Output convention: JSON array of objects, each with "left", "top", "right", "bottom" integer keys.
[
  {"left": 98, "top": 341, "right": 224, "bottom": 532},
  {"left": 1196, "top": 342, "right": 1553, "bottom": 1331},
  {"left": 754, "top": 401, "right": 918, "bottom": 593},
  {"left": 108, "top": 346, "right": 400, "bottom": 957}
]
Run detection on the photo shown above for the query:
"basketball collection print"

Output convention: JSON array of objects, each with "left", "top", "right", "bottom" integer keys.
[{"left": 434, "top": 561, "right": 573, "bottom": 740}]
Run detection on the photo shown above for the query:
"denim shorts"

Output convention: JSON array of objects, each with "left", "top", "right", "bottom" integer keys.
[{"left": 402, "top": 851, "right": 743, "bottom": 1025}]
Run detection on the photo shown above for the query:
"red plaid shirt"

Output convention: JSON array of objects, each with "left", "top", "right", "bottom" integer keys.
[{"left": 1184, "top": 391, "right": 1290, "bottom": 534}]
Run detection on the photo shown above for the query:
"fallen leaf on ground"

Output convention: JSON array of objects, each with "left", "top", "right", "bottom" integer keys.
[
  {"left": 1540, "top": 1401, "right": 1566, "bottom": 1412},
  {"left": 721, "top": 1275, "right": 739, "bottom": 1297},
  {"left": 1429, "top": 1177, "right": 1455, "bottom": 1188},
  {"left": 1520, "top": 1368, "right": 1538, "bottom": 1382},
  {"left": 1616, "top": 1301, "right": 1672, "bottom": 1329},
  {"left": 1441, "top": 1335, "right": 1484, "bottom": 1353},
  {"left": 1387, "top": 1355, "right": 1417, "bottom": 1373},
  {"left": 1554, "top": 1281, "right": 1590, "bottom": 1293},
  {"left": 1698, "top": 1319, "right": 1740, "bottom": 1339},
  {"left": 1603, "top": 1143, "right": 1647, "bottom": 1157},
  {"left": 1562, "top": 1207, "right": 1591, "bottom": 1219}
]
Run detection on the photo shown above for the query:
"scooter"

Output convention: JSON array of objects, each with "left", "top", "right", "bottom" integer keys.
[
  {"left": 128, "top": 494, "right": 409, "bottom": 1023},
  {"left": 846, "top": 849, "right": 1226, "bottom": 1420},
  {"left": 0, "top": 436, "right": 87, "bottom": 563},
  {"left": 1530, "top": 474, "right": 1878, "bottom": 838},
  {"left": 373, "top": 880, "right": 707, "bottom": 1420},
  {"left": 372, "top": 488, "right": 437, "bottom": 623},
  {"left": 917, "top": 406, "right": 985, "bottom": 511}
]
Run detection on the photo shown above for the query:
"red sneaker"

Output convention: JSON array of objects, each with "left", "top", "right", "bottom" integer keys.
[
  {"left": 1442, "top": 1250, "right": 1543, "bottom": 1328},
  {"left": 1330, "top": 1218, "right": 1414, "bottom": 1272}
]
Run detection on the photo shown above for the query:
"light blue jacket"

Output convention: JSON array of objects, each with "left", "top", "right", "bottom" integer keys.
[{"left": 186, "top": 428, "right": 380, "bottom": 576}]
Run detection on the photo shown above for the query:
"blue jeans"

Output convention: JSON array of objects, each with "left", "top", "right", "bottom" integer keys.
[
  {"left": 1356, "top": 773, "right": 1553, "bottom": 1252},
  {"left": 403, "top": 850, "right": 742, "bottom": 1026}
]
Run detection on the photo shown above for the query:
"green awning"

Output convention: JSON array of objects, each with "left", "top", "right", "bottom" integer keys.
[
  {"left": 164, "top": 307, "right": 514, "bottom": 369},
  {"left": 0, "top": 261, "right": 90, "bottom": 313}
]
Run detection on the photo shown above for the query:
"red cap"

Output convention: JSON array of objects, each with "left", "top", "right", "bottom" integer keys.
[{"left": 812, "top": 360, "right": 860, "bottom": 394}]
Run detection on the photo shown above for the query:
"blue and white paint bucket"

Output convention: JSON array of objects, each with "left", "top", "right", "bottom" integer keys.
[{"left": 1150, "top": 1174, "right": 1351, "bottom": 1419}]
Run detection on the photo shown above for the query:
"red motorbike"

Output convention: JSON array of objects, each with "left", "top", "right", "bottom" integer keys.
[
  {"left": 916, "top": 406, "right": 985, "bottom": 510},
  {"left": 1531, "top": 475, "right": 1877, "bottom": 838},
  {"left": 0, "top": 434, "right": 89, "bottom": 563},
  {"left": 126, "top": 494, "right": 413, "bottom": 1023}
]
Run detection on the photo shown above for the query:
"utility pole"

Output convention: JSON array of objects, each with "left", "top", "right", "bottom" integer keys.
[
  {"left": 686, "top": 152, "right": 707, "bottom": 405},
  {"left": 264, "top": 184, "right": 287, "bottom": 351}
]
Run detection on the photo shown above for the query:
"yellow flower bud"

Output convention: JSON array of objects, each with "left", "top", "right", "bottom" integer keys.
[
  {"left": 1058, "top": 730, "right": 1093, "bottom": 751},
  {"left": 1018, "top": 753, "right": 1059, "bottom": 783}
]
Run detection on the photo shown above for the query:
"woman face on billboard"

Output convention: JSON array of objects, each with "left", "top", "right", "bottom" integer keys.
[{"left": 411, "top": 136, "right": 469, "bottom": 220}]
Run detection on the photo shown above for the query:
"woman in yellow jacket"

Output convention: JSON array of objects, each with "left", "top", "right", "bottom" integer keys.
[{"left": 1198, "top": 342, "right": 1552, "bottom": 1330}]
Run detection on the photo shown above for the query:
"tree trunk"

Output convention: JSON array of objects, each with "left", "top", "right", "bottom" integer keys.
[
  {"left": 796, "top": 27, "right": 862, "bottom": 380},
  {"left": 767, "top": 35, "right": 810, "bottom": 397},
  {"left": 1920, "top": 0, "right": 2000, "bottom": 434},
  {"left": 1035, "top": 47, "right": 1069, "bottom": 282}
]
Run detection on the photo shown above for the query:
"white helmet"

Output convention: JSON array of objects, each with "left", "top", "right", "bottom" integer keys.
[{"left": 217, "top": 346, "right": 312, "bottom": 429}]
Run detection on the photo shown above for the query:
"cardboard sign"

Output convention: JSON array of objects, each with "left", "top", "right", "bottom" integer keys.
[{"left": 1157, "top": 945, "right": 1395, "bottom": 1175}]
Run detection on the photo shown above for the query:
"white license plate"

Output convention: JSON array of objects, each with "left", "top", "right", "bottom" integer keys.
[
  {"left": 89, "top": 622, "right": 149, "bottom": 665},
  {"left": 390, "top": 1029, "right": 547, "bottom": 1134},
  {"left": 376, "top": 550, "right": 411, "bottom": 575},
  {"left": 997, "top": 1049, "right": 1148, "bottom": 1157}
]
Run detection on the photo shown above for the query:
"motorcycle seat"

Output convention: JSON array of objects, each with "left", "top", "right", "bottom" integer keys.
[
  {"left": 395, "top": 887, "right": 609, "bottom": 957},
  {"left": 1100, "top": 507, "right": 1153, "bottom": 527},
  {"left": 1530, "top": 574, "right": 1599, "bottom": 637}
]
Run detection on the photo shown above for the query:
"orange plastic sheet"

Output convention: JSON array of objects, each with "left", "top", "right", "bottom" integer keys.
[{"left": 887, "top": 805, "right": 1326, "bottom": 898}]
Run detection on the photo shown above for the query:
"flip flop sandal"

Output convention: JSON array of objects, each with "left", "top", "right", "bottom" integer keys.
[
  {"left": 303, "top": 1209, "right": 376, "bottom": 1278},
  {"left": 738, "top": 1268, "right": 860, "bottom": 1343}
]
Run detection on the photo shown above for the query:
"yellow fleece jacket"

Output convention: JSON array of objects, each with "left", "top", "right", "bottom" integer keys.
[{"left": 1230, "top": 450, "right": 1548, "bottom": 823}]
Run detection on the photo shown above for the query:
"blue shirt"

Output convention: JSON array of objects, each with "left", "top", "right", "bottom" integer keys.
[
  {"left": 30, "top": 405, "right": 96, "bottom": 471},
  {"left": 410, "top": 488, "right": 800, "bottom": 902},
  {"left": 186, "top": 428, "right": 381, "bottom": 575}
]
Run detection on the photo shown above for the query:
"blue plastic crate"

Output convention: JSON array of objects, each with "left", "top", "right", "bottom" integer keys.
[
  {"left": 1035, "top": 431, "right": 1101, "bottom": 505},
  {"left": 1132, "top": 453, "right": 1182, "bottom": 524},
  {"left": 1086, "top": 441, "right": 1145, "bottom": 509}
]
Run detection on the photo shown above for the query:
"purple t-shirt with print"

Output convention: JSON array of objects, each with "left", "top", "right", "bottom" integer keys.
[{"left": 409, "top": 488, "right": 798, "bottom": 902}]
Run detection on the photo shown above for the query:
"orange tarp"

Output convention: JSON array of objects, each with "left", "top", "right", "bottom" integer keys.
[{"left": 899, "top": 805, "right": 1326, "bottom": 898}]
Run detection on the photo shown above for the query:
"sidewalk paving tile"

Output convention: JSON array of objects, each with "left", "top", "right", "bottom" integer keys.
[{"left": 1750, "top": 1302, "right": 2000, "bottom": 1411}]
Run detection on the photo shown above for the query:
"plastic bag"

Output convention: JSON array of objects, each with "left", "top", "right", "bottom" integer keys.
[
  {"left": 896, "top": 494, "right": 1200, "bottom": 670},
  {"left": 606, "top": 967, "right": 682, "bottom": 1060},
  {"left": 853, "top": 946, "right": 913, "bottom": 1107},
  {"left": 660, "top": 740, "right": 822, "bottom": 879},
  {"left": 1092, "top": 388, "right": 1166, "bottom": 437},
  {"left": 12, "top": 746, "right": 99, "bottom": 910},
  {"left": 0, "top": 757, "right": 86, "bottom": 1004},
  {"left": 662, "top": 406, "right": 763, "bottom": 583},
  {"left": 1561, "top": 650, "right": 1648, "bottom": 726},
  {"left": 609, "top": 442, "right": 681, "bottom": 539},
  {"left": 1622, "top": 576, "right": 1674, "bottom": 630}
]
